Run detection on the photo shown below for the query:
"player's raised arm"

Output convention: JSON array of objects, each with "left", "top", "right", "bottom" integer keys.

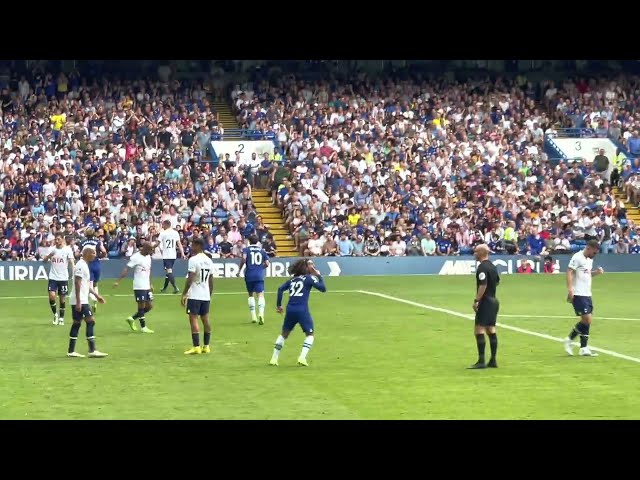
[
  {"left": 307, "top": 262, "right": 326, "bottom": 292},
  {"left": 308, "top": 274, "right": 327, "bottom": 293}
]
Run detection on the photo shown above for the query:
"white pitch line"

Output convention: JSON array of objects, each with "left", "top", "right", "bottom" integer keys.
[
  {"left": 0, "top": 290, "right": 359, "bottom": 300},
  {"left": 358, "top": 290, "right": 640, "bottom": 365},
  {"left": 499, "top": 314, "right": 640, "bottom": 322}
]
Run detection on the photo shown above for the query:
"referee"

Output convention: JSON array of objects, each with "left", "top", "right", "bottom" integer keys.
[{"left": 469, "top": 243, "right": 500, "bottom": 369}]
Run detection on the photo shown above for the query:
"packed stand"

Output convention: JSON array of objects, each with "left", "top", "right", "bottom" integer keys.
[
  {"left": 232, "top": 74, "right": 640, "bottom": 258},
  {"left": 539, "top": 76, "right": 640, "bottom": 207},
  {"left": 0, "top": 69, "right": 278, "bottom": 261}
]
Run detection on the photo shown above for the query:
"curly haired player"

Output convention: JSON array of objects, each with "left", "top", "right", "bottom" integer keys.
[{"left": 270, "top": 259, "right": 327, "bottom": 367}]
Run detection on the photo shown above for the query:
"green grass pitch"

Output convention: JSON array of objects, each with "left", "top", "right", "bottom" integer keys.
[{"left": 1, "top": 273, "right": 639, "bottom": 419}]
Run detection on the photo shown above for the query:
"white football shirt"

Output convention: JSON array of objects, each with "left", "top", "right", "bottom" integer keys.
[
  {"left": 187, "top": 253, "right": 215, "bottom": 301},
  {"left": 127, "top": 252, "right": 152, "bottom": 290},
  {"left": 48, "top": 246, "right": 74, "bottom": 281},
  {"left": 69, "top": 259, "right": 91, "bottom": 305},
  {"left": 568, "top": 250, "right": 593, "bottom": 297},
  {"left": 159, "top": 229, "right": 181, "bottom": 259}
]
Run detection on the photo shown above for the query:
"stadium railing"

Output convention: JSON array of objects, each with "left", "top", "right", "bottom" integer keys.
[
  {"left": 205, "top": 129, "right": 286, "bottom": 165},
  {"left": 547, "top": 128, "right": 596, "bottom": 138},
  {"left": 547, "top": 127, "right": 636, "bottom": 160},
  {"left": 544, "top": 134, "right": 567, "bottom": 160},
  {"left": 544, "top": 128, "right": 598, "bottom": 159}
]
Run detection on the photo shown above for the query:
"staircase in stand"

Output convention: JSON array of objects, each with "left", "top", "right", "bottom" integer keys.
[
  {"left": 212, "top": 101, "right": 241, "bottom": 139},
  {"left": 251, "top": 189, "right": 298, "bottom": 257},
  {"left": 615, "top": 187, "right": 640, "bottom": 225}
]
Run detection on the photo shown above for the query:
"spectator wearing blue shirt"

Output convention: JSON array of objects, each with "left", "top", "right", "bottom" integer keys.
[
  {"left": 353, "top": 184, "right": 369, "bottom": 208},
  {"left": 436, "top": 235, "right": 452, "bottom": 256},
  {"left": 205, "top": 237, "right": 221, "bottom": 258},
  {"left": 338, "top": 232, "right": 353, "bottom": 256},
  {"left": 627, "top": 130, "right": 640, "bottom": 156},
  {"left": 527, "top": 232, "right": 546, "bottom": 255}
]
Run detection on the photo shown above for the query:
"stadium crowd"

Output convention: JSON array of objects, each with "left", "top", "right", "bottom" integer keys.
[
  {"left": 2, "top": 66, "right": 640, "bottom": 262},
  {"left": 233, "top": 73, "right": 640, "bottom": 257}
]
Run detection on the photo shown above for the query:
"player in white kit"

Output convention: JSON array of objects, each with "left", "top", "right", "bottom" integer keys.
[
  {"left": 45, "top": 234, "right": 75, "bottom": 326},
  {"left": 113, "top": 242, "right": 155, "bottom": 333},
  {"left": 67, "top": 246, "right": 108, "bottom": 358},
  {"left": 181, "top": 237, "right": 214, "bottom": 355},
  {"left": 158, "top": 220, "right": 184, "bottom": 294},
  {"left": 564, "top": 239, "right": 605, "bottom": 357}
]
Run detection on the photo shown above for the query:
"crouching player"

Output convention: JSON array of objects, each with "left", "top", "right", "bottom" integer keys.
[{"left": 270, "top": 259, "right": 326, "bottom": 367}]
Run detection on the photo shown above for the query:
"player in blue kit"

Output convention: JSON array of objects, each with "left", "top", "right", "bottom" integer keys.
[
  {"left": 237, "top": 235, "right": 270, "bottom": 325},
  {"left": 80, "top": 228, "right": 107, "bottom": 312},
  {"left": 270, "top": 259, "right": 326, "bottom": 367}
]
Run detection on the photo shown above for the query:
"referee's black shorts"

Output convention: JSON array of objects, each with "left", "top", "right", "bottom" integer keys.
[{"left": 475, "top": 297, "right": 500, "bottom": 326}]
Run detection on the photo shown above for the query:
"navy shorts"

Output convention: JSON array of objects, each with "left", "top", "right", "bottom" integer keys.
[
  {"left": 245, "top": 280, "right": 265, "bottom": 294},
  {"left": 163, "top": 259, "right": 176, "bottom": 270},
  {"left": 71, "top": 304, "right": 93, "bottom": 322},
  {"left": 89, "top": 262, "right": 101, "bottom": 283},
  {"left": 186, "top": 299, "right": 210, "bottom": 316},
  {"left": 475, "top": 297, "right": 500, "bottom": 327},
  {"left": 48, "top": 280, "right": 69, "bottom": 295},
  {"left": 134, "top": 290, "right": 153, "bottom": 303},
  {"left": 282, "top": 309, "right": 314, "bottom": 334},
  {"left": 572, "top": 295, "right": 593, "bottom": 316}
]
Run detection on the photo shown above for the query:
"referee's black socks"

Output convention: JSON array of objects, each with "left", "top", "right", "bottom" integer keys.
[
  {"left": 475, "top": 334, "right": 486, "bottom": 364},
  {"left": 488, "top": 332, "right": 498, "bottom": 362}
]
